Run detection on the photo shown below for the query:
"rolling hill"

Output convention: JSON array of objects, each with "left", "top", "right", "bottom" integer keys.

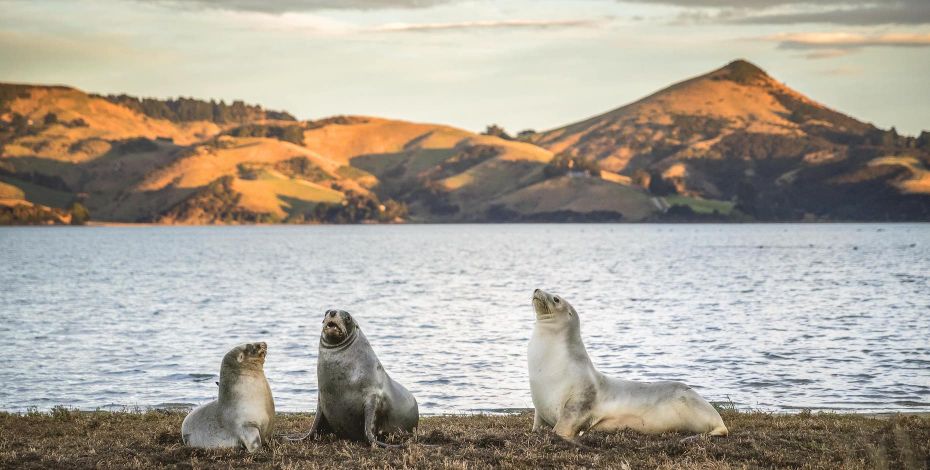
[
  {"left": 532, "top": 60, "right": 930, "bottom": 220},
  {"left": 1, "top": 60, "right": 928, "bottom": 224}
]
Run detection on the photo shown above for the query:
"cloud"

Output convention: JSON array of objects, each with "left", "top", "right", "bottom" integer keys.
[
  {"left": 371, "top": 18, "right": 606, "bottom": 33},
  {"left": 221, "top": 11, "right": 606, "bottom": 36},
  {"left": 761, "top": 31, "right": 930, "bottom": 58},
  {"left": 733, "top": 3, "right": 930, "bottom": 26},
  {"left": 140, "top": 0, "right": 454, "bottom": 13},
  {"left": 767, "top": 31, "right": 930, "bottom": 48},
  {"left": 624, "top": 0, "right": 930, "bottom": 26}
]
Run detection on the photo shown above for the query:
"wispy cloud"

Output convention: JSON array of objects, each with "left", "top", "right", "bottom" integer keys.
[
  {"left": 733, "top": 3, "right": 930, "bottom": 26},
  {"left": 222, "top": 11, "right": 607, "bottom": 35},
  {"left": 768, "top": 31, "right": 930, "bottom": 48},
  {"left": 140, "top": 0, "right": 454, "bottom": 13},
  {"left": 762, "top": 31, "right": 930, "bottom": 58},
  {"left": 630, "top": 0, "right": 930, "bottom": 26},
  {"left": 371, "top": 18, "right": 607, "bottom": 33}
]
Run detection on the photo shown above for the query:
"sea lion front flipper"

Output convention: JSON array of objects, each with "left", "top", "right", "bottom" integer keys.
[
  {"left": 551, "top": 400, "right": 592, "bottom": 450},
  {"left": 238, "top": 424, "right": 262, "bottom": 453},
  {"left": 308, "top": 401, "right": 331, "bottom": 437},
  {"left": 532, "top": 410, "right": 548, "bottom": 432},
  {"left": 364, "top": 395, "right": 401, "bottom": 449}
]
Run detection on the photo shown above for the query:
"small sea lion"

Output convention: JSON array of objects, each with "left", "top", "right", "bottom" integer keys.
[
  {"left": 181, "top": 342, "right": 275, "bottom": 452},
  {"left": 528, "top": 289, "right": 728, "bottom": 443}
]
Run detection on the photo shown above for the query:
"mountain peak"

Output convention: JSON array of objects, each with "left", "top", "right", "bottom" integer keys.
[{"left": 715, "top": 59, "right": 770, "bottom": 85}]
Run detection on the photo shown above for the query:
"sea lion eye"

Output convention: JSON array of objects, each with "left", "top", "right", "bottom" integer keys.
[{"left": 554, "top": 297, "right": 561, "bottom": 304}]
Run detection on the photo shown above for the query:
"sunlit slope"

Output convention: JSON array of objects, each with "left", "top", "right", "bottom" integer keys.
[
  {"left": 0, "top": 84, "right": 372, "bottom": 222},
  {"left": 120, "top": 137, "right": 363, "bottom": 222},
  {"left": 535, "top": 60, "right": 871, "bottom": 172},
  {"left": 3, "top": 85, "right": 218, "bottom": 163}
]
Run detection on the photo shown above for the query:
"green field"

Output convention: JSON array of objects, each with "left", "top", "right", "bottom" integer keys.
[
  {"left": 665, "top": 195, "right": 735, "bottom": 214},
  {"left": 0, "top": 176, "right": 74, "bottom": 208}
]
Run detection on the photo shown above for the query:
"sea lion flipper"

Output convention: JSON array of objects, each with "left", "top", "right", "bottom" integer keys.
[
  {"left": 532, "top": 410, "right": 547, "bottom": 432},
  {"left": 238, "top": 424, "right": 262, "bottom": 453},
  {"left": 364, "top": 395, "right": 401, "bottom": 449},
  {"left": 308, "top": 401, "right": 330, "bottom": 437}
]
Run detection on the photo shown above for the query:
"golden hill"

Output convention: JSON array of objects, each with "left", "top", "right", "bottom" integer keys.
[
  {"left": 532, "top": 60, "right": 930, "bottom": 220},
  {"left": 2, "top": 60, "right": 929, "bottom": 224}
]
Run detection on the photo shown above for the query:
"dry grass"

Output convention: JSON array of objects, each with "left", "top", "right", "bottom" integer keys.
[
  {"left": 497, "top": 176, "right": 658, "bottom": 221},
  {"left": 232, "top": 172, "right": 343, "bottom": 218},
  {"left": 2, "top": 409, "right": 927, "bottom": 469}
]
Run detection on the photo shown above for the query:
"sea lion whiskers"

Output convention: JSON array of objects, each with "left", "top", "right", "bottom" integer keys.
[{"left": 320, "top": 310, "right": 359, "bottom": 349}]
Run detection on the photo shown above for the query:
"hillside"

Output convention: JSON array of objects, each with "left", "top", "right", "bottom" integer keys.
[
  {"left": 0, "top": 84, "right": 658, "bottom": 223},
  {"left": 533, "top": 60, "right": 930, "bottom": 220},
  {"left": 2, "top": 61, "right": 929, "bottom": 224},
  {"left": 0, "top": 84, "right": 369, "bottom": 223}
]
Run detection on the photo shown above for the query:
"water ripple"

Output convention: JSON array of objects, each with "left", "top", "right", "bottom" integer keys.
[{"left": 0, "top": 224, "right": 928, "bottom": 414}]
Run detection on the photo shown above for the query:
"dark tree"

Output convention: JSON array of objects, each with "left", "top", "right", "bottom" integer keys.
[
  {"left": 483, "top": 124, "right": 513, "bottom": 140},
  {"left": 69, "top": 202, "right": 90, "bottom": 225}
]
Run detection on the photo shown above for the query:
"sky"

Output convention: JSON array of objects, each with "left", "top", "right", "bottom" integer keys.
[{"left": 1, "top": 0, "right": 928, "bottom": 135}]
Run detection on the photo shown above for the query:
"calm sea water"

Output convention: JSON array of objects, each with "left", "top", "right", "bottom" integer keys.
[{"left": 1, "top": 224, "right": 928, "bottom": 414}]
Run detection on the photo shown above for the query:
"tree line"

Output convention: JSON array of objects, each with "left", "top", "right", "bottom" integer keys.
[{"left": 99, "top": 95, "right": 296, "bottom": 124}]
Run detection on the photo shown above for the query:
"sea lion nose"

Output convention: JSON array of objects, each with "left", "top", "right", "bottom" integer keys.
[
  {"left": 534, "top": 288, "right": 541, "bottom": 296},
  {"left": 327, "top": 310, "right": 336, "bottom": 317}
]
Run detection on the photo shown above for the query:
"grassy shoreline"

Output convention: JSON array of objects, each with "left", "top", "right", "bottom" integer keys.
[{"left": 1, "top": 409, "right": 928, "bottom": 469}]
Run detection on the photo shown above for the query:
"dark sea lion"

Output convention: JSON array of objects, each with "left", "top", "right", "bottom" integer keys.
[
  {"left": 305, "top": 309, "right": 418, "bottom": 447},
  {"left": 181, "top": 342, "right": 275, "bottom": 452},
  {"left": 528, "top": 289, "right": 728, "bottom": 443}
]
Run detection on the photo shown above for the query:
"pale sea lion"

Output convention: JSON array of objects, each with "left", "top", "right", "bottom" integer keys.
[
  {"left": 181, "top": 342, "right": 275, "bottom": 452},
  {"left": 304, "top": 309, "right": 418, "bottom": 447},
  {"left": 528, "top": 289, "right": 728, "bottom": 443}
]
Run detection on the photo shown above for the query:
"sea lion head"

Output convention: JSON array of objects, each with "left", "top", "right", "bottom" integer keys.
[
  {"left": 532, "top": 289, "right": 579, "bottom": 327},
  {"left": 221, "top": 342, "right": 268, "bottom": 373},
  {"left": 320, "top": 309, "right": 358, "bottom": 347}
]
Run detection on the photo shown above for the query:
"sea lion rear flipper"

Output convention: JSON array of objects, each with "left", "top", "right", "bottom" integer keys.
[
  {"left": 238, "top": 424, "right": 262, "bottom": 453},
  {"left": 365, "top": 395, "right": 402, "bottom": 449}
]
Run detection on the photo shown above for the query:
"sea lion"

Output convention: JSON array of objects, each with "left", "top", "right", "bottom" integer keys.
[
  {"left": 181, "top": 342, "right": 275, "bottom": 452},
  {"left": 528, "top": 289, "right": 728, "bottom": 443},
  {"left": 305, "top": 309, "right": 418, "bottom": 447}
]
